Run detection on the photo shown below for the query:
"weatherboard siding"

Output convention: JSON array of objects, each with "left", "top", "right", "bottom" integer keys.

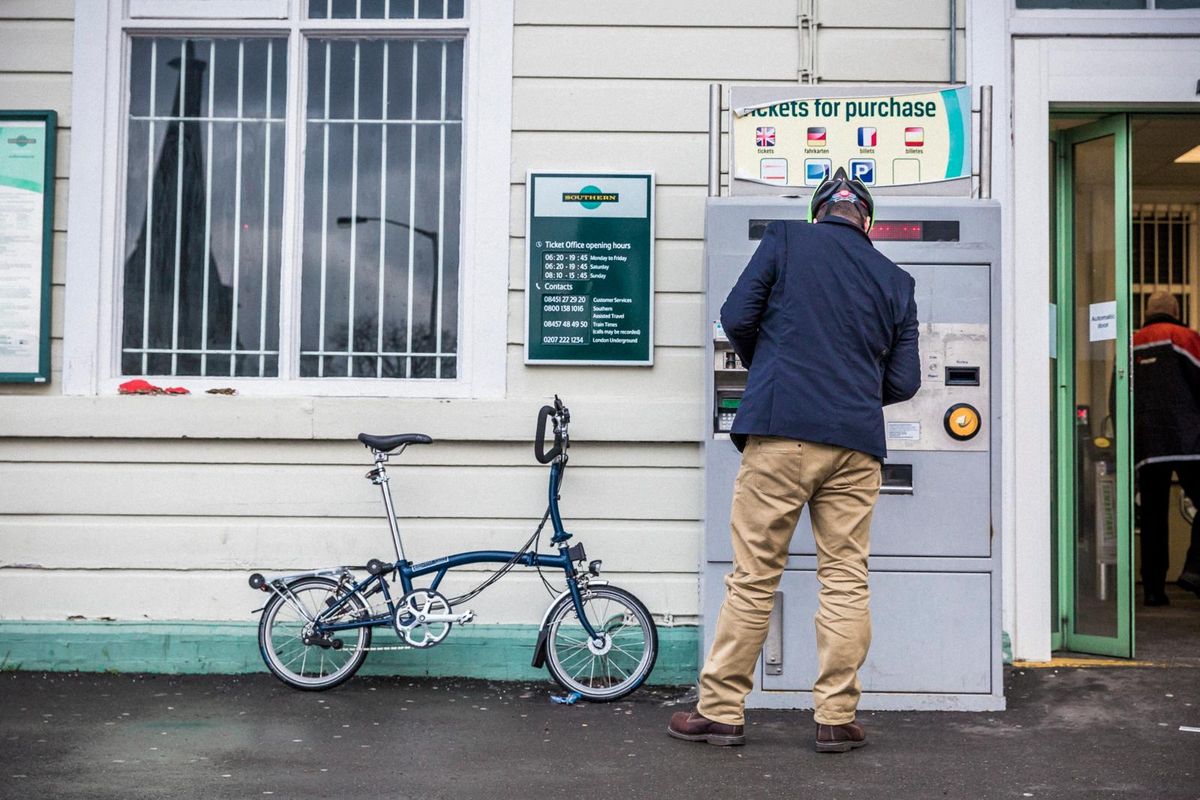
[{"left": 0, "top": 0, "right": 964, "bottom": 674}]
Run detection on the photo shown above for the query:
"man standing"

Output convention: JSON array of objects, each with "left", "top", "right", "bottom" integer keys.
[
  {"left": 1134, "top": 291, "right": 1200, "bottom": 606},
  {"left": 668, "top": 168, "right": 920, "bottom": 752}
]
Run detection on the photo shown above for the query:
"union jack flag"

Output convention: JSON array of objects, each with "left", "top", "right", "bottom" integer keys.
[{"left": 756, "top": 127, "right": 776, "bottom": 147}]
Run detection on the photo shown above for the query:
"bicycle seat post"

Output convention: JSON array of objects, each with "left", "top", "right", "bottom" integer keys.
[{"left": 369, "top": 446, "right": 408, "bottom": 563}]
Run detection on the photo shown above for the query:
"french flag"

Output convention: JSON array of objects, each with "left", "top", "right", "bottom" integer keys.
[
  {"left": 807, "top": 127, "right": 827, "bottom": 146},
  {"left": 905, "top": 127, "right": 924, "bottom": 147},
  {"left": 857, "top": 127, "right": 876, "bottom": 147}
]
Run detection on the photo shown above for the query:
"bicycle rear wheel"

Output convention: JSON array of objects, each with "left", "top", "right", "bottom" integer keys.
[
  {"left": 543, "top": 585, "right": 657, "bottom": 702},
  {"left": 258, "top": 577, "right": 371, "bottom": 691}
]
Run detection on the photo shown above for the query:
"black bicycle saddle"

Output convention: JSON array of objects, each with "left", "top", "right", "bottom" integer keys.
[{"left": 357, "top": 432, "right": 433, "bottom": 452}]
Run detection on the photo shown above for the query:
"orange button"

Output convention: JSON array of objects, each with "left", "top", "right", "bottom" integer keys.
[{"left": 944, "top": 403, "right": 981, "bottom": 441}]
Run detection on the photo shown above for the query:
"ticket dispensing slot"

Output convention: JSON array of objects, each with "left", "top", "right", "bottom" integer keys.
[
  {"left": 880, "top": 463, "right": 914, "bottom": 495},
  {"left": 945, "top": 366, "right": 981, "bottom": 386}
]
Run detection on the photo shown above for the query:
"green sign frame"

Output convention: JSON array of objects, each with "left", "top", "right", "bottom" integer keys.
[
  {"left": 525, "top": 171, "right": 655, "bottom": 365},
  {"left": 0, "top": 110, "right": 57, "bottom": 384}
]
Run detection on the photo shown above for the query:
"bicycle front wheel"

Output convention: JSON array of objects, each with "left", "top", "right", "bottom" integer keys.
[
  {"left": 544, "top": 584, "right": 658, "bottom": 702},
  {"left": 258, "top": 577, "right": 371, "bottom": 691}
]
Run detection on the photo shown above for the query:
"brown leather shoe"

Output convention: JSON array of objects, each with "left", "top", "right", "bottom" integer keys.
[
  {"left": 667, "top": 710, "right": 746, "bottom": 746},
  {"left": 814, "top": 720, "right": 867, "bottom": 753}
]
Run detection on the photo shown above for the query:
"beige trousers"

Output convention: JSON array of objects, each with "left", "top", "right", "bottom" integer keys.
[{"left": 697, "top": 435, "right": 881, "bottom": 726}]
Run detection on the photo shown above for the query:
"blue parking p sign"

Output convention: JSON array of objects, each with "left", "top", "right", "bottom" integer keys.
[{"left": 849, "top": 158, "right": 876, "bottom": 185}]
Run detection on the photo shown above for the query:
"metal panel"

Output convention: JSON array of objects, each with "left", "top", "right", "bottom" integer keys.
[
  {"left": 708, "top": 452, "right": 990, "bottom": 561},
  {"left": 760, "top": 570, "right": 992, "bottom": 693}
]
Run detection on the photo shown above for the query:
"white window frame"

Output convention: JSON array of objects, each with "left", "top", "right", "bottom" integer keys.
[
  {"left": 1010, "top": 0, "right": 1200, "bottom": 36},
  {"left": 63, "top": 0, "right": 511, "bottom": 398}
]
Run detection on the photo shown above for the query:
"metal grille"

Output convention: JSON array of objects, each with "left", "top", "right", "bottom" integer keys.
[
  {"left": 122, "top": 37, "right": 287, "bottom": 377},
  {"left": 1132, "top": 204, "right": 1199, "bottom": 329},
  {"left": 300, "top": 38, "right": 463, "bottom": 379},
  {"left": 307, "top": 0, "right": 464, "bottom": 20}
]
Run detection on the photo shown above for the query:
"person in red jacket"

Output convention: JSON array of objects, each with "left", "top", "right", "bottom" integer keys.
[{"left": 1133, "top": 292, "right": 1200, "bottom": 606}]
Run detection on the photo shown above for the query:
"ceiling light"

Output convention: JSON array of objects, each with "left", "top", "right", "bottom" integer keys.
[{"left": 1174, "top": 144, "right": 1200, "bottom": 164}]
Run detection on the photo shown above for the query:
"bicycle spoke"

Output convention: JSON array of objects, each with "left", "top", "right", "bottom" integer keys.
[
  {"left": 282, "top": 647, "right": 306, "bottom": 669},
  {"left": 609, "top": 642, "right": 644, "bottom": 662},
  {"left": 607, "top": 657, "right": 632, "bottom": 681},
  {"left": 555, "top": 634, "right": 588, "bottom": 646},
  {"left": 557, "top": 646, "right": 593, "bottom": 672}
]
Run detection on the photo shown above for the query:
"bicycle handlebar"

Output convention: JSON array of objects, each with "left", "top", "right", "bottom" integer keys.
[{"left": 534, "top": 396, "right": 569, "bottom": 464}]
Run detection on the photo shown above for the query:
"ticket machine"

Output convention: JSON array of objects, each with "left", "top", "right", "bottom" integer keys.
[{"left": 703, "top": 196, "right": 1004, "bottom": 711}]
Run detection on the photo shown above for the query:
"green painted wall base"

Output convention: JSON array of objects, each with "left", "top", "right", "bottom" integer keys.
[{"left": 0, "top": 621, "right": 699, "bottom": 685}]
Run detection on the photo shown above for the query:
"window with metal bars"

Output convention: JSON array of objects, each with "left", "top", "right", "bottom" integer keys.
[
  {"left": 119, "top": 2, "right": 466, "bottom": 380},
  {"left": 123, "top": 37, "right": 288, "bottom": 378},
  {"left": 300, "top": 38, "right": 463, "bottom": 379},
  {"left": 1132, "top": 204, "right": 1198, "bottom": 329}
]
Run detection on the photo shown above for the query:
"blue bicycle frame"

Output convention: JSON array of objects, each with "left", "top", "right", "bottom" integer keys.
[{"left": 311, "top": 457, "right": 603, "bottom": 642}]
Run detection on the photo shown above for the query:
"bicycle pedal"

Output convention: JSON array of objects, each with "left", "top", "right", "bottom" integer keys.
[{"left": 456, "top": 610, "right": 475, "bottom": 625}]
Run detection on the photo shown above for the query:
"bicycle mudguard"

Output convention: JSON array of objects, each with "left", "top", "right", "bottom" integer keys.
[
  {"left": 530, "top": 580, "right": 609, "bottom": 668},
  {"left": 531, "top": 627, "right": 550, "bottom": 668}
]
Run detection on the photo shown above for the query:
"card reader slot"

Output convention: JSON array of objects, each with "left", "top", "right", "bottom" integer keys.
[{"left": 880, "top": 463, "right": 914, "bottom": 495}]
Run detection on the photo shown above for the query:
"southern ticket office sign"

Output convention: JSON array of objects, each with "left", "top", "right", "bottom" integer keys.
[
  {"left": 0, "top": 110, "right": 56, "bottom": 383},
  {"left": 525, "top": 172, "right": 654, "bottom": 365},
  {"left": 731, "top": 87, "right": 971, "bottom": 189}
]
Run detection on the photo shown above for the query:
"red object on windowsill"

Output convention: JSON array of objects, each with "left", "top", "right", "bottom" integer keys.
[{"left": 118, "top": 379, "right": 190, "bottom": 395}]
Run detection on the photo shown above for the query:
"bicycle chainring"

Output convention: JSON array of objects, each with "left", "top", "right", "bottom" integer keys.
[{"left": 393, "top": 589, "right": 453, "bottom": 648}]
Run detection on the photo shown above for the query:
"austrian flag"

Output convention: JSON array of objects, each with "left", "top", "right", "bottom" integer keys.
[
  {"left": 905, "top": 127, "right": 924, "bottom": 147},
  {"left": 756, "top": 127, "right": 776, "bottom": 147}
]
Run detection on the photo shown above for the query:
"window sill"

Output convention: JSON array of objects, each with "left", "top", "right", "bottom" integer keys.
[
  {"left": 98, "top": 376, "right": 481, "bottom": 399},
  {"left": 0, "top": 395, "right": 704, "bottom": 442}
]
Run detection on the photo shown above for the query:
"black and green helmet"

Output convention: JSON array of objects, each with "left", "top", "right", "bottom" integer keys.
[{"left": 809, "top": 166, "right": 874, "bottom": 231}]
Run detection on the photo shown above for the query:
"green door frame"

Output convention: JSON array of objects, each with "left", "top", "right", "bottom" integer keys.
[{"left": 1053, "top": 114, "right": 1134, "bottom": 658}]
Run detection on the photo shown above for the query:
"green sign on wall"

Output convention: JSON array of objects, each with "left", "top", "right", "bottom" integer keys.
[
  {"left": 0, "top": 110, "right": 56, "bottom": 384},
  {"left": 525, "top": 172, "right": 654, "bottom": 365}
]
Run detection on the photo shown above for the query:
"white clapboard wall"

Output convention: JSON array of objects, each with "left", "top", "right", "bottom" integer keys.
[{"left": 0, "top": 0, "right": 963, "bottom": 625}]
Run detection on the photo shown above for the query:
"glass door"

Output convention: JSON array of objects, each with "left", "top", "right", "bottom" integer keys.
[{"left": 1054, "top": 115, "right": 1134, "bottom": 658}]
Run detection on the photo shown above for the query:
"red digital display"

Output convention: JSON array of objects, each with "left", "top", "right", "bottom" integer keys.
[{"left": 869, "top": 221, "right": 924, "bottom": 241}]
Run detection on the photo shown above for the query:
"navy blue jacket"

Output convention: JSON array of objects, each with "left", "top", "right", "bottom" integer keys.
[{"left": 721, "top": 216, "right": 920, "bottom": 460}]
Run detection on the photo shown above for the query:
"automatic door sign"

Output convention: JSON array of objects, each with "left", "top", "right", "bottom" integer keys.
[
  {"left": 525, "top": 172, "right": 654, "bottom": 365},
  {"left": 731, "top": 87, "right": 971, "bottom": 189}
]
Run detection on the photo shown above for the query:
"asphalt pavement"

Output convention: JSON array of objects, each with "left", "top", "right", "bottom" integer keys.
[{"left": 2, "top": 660, "right": 1198, "bottom": 800}]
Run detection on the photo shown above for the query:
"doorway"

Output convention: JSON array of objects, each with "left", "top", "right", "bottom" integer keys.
[{"left": 1051, "top": 113, "right": 1200, "bottom": 659}]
